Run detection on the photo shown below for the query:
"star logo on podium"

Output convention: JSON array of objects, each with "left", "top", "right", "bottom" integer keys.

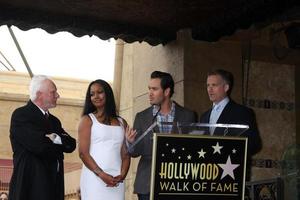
[
  {"left": 218, "top": 155, "right": 239, "bottom": 180},
  {"left": 198, "top": 149, "right": 206, "bottom": 158},
  {"left": 212, "top": 142, "right": 223, "bottom": 154}
]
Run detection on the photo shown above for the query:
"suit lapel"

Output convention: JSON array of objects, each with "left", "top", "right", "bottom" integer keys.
[
  {"left": 206, "top": 109, "right": 213, "bottom": 123},
  {"left": 171, "top": 103, "right": 181, "bottom": 133},
  {"left": 201, "top": 109, "right": 212, "bottom": 135},
  {"left": 216, "top": 100, "right": 232, "bottom": 124},
  {"left": 146, "top": 107, "right": 159, "bottom": 134},
  {"left": 213, "top": 100, "right": 233, "bottom": 135},
  {"left": 27, "top": 101, "right": 51, "bottom": 134},
  {"left": 27, "top": 101, "right": 45, "bottom": 120}
]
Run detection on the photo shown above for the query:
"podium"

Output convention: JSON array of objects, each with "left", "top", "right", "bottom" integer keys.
[{"left": 149, "top": 123, "right": 249, "bottom": 200}]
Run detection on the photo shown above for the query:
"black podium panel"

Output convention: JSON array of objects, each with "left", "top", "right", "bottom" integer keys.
[{"left": 150, "top": 134, "right": 248, "bottom": 200}]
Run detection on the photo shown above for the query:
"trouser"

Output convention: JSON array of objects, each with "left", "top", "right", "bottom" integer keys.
[{"left": 137, "top": 193, "right": 150, "bottom": 200}]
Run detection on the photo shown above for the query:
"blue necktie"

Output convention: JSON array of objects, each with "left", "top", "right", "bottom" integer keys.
[{"left": 209, "top": 105, "right": 220, "bottom": 135}]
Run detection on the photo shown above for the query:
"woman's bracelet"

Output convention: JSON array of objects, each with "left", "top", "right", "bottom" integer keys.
[{"left": 93, "top": 167, "right": 103, "bottom": 175}]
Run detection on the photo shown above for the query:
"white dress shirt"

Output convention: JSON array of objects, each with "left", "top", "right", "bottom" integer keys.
[{"left": 209, "top": 97, "right": 229, "bottom": 135}]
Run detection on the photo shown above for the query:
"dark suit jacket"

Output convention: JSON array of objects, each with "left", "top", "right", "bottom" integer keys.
[
  {"left": 200, "top": 100, "right": 262, "bottom": 156},
  {"left": 9, "top": 101, "right": 76, "bottom": 200},
  {"left": 131, "top": 102, "right": 197, "bottom": 194}
]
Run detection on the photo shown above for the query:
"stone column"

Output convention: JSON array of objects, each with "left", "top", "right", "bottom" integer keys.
[{"left": 113, "top": 39, "right": 124, "bottom": 111}]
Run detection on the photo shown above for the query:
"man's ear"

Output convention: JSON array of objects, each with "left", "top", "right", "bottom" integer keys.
[
  {"left": 224, "top": 84, "right": 229, "bottom": 93},
  {"left": 164, "top": 88, "right": 171, "bottom": 97},
  {"left": 36, "top": 91, "right": 42, "bottom": 99}
]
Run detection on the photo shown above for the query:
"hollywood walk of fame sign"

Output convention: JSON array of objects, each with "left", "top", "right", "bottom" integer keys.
[{"left": 150, "top": 134, "right": 248, "bottom": 200}]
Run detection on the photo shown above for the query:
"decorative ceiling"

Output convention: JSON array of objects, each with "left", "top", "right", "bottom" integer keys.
[{"left": 0, "top": 0, "right": 299, "bottom": 45}]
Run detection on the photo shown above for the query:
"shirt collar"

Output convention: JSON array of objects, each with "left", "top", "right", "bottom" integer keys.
[
  {"left": 213, "top": 97, "right": 229, "bottom": 110},
  {"left": 153, "top": 101, "right": 175, "bottom": 116},
  {"left": 32, "top": 102, "right": 48, "bottom": 115}
]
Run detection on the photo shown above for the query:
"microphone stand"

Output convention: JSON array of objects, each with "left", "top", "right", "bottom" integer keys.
[
  {"left": 128, "top": 105, "right": 161, "bottom": 152},
  {"left": 128, "top": 121, "right": 158, "bottom": 152}
]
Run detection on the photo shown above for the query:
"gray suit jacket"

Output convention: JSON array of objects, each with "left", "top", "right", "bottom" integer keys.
[{"left": 131, "top": 102, "right": 196, "bottom": 194}]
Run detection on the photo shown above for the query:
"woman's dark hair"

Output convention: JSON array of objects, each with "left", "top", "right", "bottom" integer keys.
[
  {"left": 82, "top": 79, "right": 117, "bottom": 118},
  {"left": 151, "top": 71, "right": 174, "bottom": 98}
]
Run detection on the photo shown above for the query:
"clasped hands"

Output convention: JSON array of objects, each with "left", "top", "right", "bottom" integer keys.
[{"left": 98, "top": 171, "right": 124, "bottom": 187}]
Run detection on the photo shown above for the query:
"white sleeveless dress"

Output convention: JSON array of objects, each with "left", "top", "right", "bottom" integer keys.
[{"left": 80, "top": 114, "right": 125, "bottom": 200}]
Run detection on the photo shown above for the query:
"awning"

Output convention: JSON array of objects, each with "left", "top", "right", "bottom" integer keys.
[{"left": 0, "top": 0, "right": 299, "bottom": 46}]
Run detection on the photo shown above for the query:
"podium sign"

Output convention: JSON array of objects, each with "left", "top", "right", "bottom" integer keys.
[{"left": 150, "top": 134, "right": 248, "bottom": 200}]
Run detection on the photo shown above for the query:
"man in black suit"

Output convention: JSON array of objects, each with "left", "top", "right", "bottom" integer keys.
[
  {"left": 126, "top": 71, "right": 197, "bottom": 200},
  {"left": 9, "top": 75, "right": 76, "bottom": 200},
  {"left": 200, "top": 69, "right": 262, "bottom": 178}
]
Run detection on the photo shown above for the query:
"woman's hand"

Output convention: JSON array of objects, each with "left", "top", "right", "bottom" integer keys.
[
  {"left": 97, "top": 171, "right": 118, "bottom": 187},
  {"left": 113, "top": 174, "right": 124, "bottom": 183}
]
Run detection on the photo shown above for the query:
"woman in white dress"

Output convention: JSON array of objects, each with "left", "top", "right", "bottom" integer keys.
[{"left": 78, "top": 79, "right": 134, "bottom": 200}]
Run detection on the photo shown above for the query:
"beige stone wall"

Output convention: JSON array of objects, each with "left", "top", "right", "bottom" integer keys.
[
  {"left": 248, "top": 62, "right": 295, "bottom": 180},
  {"left": 64, "top": 170, "right": 82, "bottom": 195}
]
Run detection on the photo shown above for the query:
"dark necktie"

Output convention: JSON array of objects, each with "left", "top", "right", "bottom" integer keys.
[{"left": 44, "top": 112, "right": 51, "bottom": 133}]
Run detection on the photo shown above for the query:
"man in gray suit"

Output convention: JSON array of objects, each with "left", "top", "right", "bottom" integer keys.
[{"left": 126, "top": 71, "right": 197, "bottom": 200}]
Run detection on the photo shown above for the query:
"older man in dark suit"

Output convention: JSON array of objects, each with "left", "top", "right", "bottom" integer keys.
[
  {"left": 126, "top": 71, "right": 197, "bottom": 200},
  {"left": 9, "top": 75, "right": 76, "bottom": 200}
]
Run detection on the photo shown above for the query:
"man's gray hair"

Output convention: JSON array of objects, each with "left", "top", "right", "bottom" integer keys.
[{"left": 29, "top": 75, "right": 50, "bottom": 101}]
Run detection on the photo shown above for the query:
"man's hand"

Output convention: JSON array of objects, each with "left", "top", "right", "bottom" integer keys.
[
  {"left": 45, "top": 133, "right": 57, "bottom": 141},
  {"left": 46, "top": 133, "right": 62, "bottom": 144},
  {"left": 125, "top": 126, "right": 137, "bottom": 144}
]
